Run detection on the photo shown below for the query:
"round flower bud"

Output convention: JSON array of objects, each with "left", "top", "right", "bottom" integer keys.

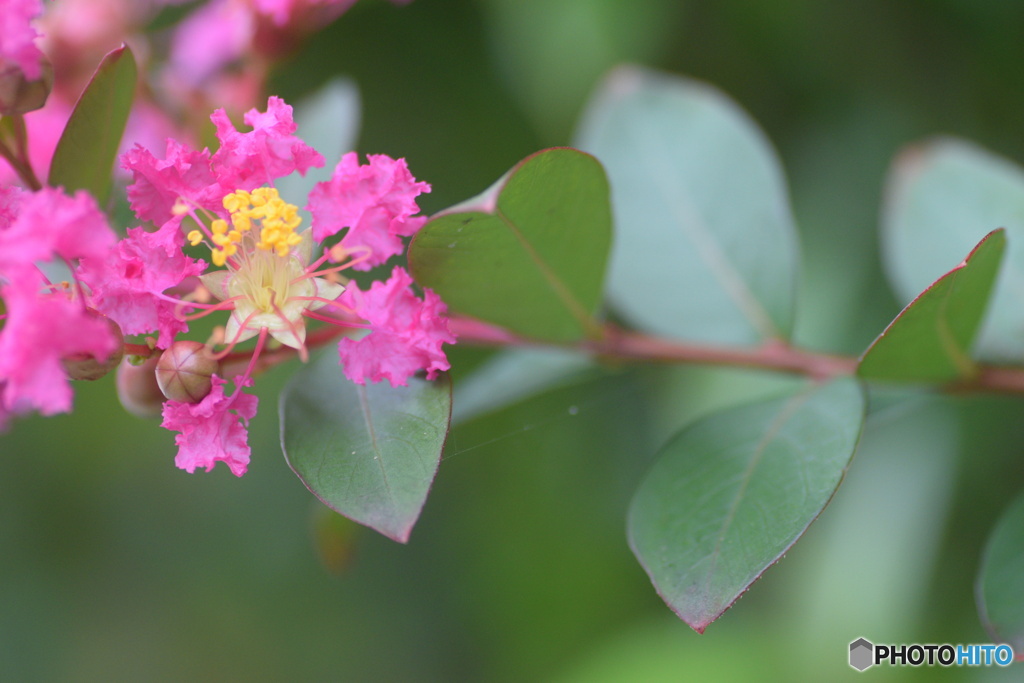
[
  {"left": 156, "top": 341, "right": 219, "bottom": 403},
  {"left": 116, "top": 356, "right": 163, "bottom": 418},
  {"left": 0, "top": 59, "right": 54, "bottom": 115},
  {"left": 62, "top": 315, "right": 124, "bottom": 381}
]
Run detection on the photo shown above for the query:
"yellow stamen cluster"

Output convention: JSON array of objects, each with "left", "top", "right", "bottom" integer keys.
[{"left": 186, "top": 187, "right": 304, "bottom": 267}]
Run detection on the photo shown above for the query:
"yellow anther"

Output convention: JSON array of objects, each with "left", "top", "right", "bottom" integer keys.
[
  {"left": 231, "top": 212, "right": 253, "bottom": 232},
  {"left": 209, "top": 187, "right": 305, "bottom": 263},
  {"left": 187, "top": 230, "right": 203, "bottom": 246},
  {"left": 251, "top": 187, "right": 274, "bottom": 206},
  {"left": 172, "top": 199, "right": 190, "bottom": 216},
  {"left": 223, "top": 191, "right": 251, "bottom": 213}
]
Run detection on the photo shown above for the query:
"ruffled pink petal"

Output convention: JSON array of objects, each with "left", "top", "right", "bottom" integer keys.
[
  {"left": 0, "top": 186, "right": 24, "bottom": 230},
  {"left": 308, "top": 152, "right": 430, "bottom": 270},
  {"left": 78, "top": 224, "right": 205, "bottom": 346},
  {"left": 0, "top": 270, "right": 118, "bottom": 415},
  {"left": 160, "top": 375, "right": 258, "bottom": 477},
  {"left": 122, "top": 138, "right": 224, "bottom": 226},
  {"left": 210, "top": 95, "right": 324, "bottom": 190},
  {"left": 0, "top": 0, "right": 45, "bottom": 80},
  {"left": 336, "top": 267, "right": 455, "bottom": 386},
  {"left": 0, "top": 188, "right": 116, "bottom": 272}
]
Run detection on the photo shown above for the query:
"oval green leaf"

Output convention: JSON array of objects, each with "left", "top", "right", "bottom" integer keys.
[
  {"left": 628, "top": 378, "right": 865, "bottom": 632},
  {"left": 859, "top": 229, "right": 1006, "bottom": 382},
  {"left": 408, "top": 147, "right": 612, "bottom": 342},
  {"left": 978, "top": 490, "right": 1024, "bottom": 651},
  {"left": 48, "top": 45, "right": 137, "bottom": 204},
  {"left": 574, "top": 66, "right": 799, "bottom": 345},
  {"left": 279, "top": 351, "right": 452, "bottom": 543},
  {"left": 884, "top": 138, "right": 1024, "bottom": 362}
]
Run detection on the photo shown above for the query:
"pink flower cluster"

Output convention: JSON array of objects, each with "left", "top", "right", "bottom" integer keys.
[
  {"left": 0, "top": 0, "right": 45, "bottom": 79},
  {"left": 0, "top": 187, "right": 120, "bottom": 427},
  {"left": 90, "top": 96, "right": 452, "bottom": 477}
]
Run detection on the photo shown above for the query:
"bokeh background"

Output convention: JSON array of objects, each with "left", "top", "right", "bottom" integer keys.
[{"left": 5, "top": 0, "right": 1024, "bottom": 679}]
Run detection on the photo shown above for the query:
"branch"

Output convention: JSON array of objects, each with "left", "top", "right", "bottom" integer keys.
[{"left": 447, "top": 316, "right": 1024, "bottom": 395}]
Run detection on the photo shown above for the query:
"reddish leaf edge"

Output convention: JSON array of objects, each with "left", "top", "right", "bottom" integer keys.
[
  {"left": 858, "top": 228, "right": 1006, "bottom": 380},
  {"left": 630, "top": 379, "right": 868, "bottom": 634}
]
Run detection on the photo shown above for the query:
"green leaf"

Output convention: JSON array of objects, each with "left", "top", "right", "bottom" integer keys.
[
  {"left": 574, "top": 66, "right": 799, "bottom": 345},
  {"left": 409, "top": 148, "right": 612, "bottom": 342},
  {"left": 628, "top": 378, "right": 865, "bottom": 632},
  {"left": 978, "top": 490, "right": 1024, "bottom": 651},
  {"left": 279, "top": 351, "right": 452, "bottom": 543},
  {"left": 858, "top": 229, "right": 1006, "bottom": 382},
  {"left": 884, "top": 138, "right": 1024, "bottom": 362},
  {"left": 48, "top": 45, "right": 136, "bottom": 204}
]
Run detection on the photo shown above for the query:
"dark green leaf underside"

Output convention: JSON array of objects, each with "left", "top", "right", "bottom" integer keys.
[
  {"left": 628, "top": 378, "right": 865, "bottom": 632},
  {"left": 280, "top": 351, "right": 452, "bottom": 543}
]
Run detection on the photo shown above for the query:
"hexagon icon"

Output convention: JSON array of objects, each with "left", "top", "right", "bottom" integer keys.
[{"left": 849, "top": 638, "right": 874, "bottom": 671}]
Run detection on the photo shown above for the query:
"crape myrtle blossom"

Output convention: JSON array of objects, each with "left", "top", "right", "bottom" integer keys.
[
  {"left": 1, "top": 0, "right": 45, "bottom": 80},
  {"left": 104, "top": 96, "right": 451, "bottom": 477},
  {"left": 0, "top": 187, "right": 120, "bottom": 420}
]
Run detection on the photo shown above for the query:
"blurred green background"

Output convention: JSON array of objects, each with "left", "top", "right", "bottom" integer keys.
[{"left": 5, "top": 0, "right": 1024, "bottom": 679}]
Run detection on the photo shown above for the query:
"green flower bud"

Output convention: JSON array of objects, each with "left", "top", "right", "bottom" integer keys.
[
  {"left": 156, "top": 341, "right": 219, "bottom": 403},
  {"left": 116, "top": 356, "right": 163, "bottom": 418},
  {"left": 0, "top": 59, "right": 54, "bottom": 115}
]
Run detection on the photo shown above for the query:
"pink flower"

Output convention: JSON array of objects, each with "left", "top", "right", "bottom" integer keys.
[
  {"left": 337, "top": 267, "right": 455, "bottom": 386},
  {"left": 0, "top": 0, "right": 45, "bottom": 80},
  {"left": 211, "top": 95, "right": 324, "bottom": 190},
  {"left": 160, "top": 375, "right": 258, "bottom": 477},
  {"left": 112, "top": 95, "right": 450, "bottom": 475},
  {"left": 0, "top": 187, "right": 116, "bottom": 270},
  {"left": 0, "top": 185, "right": 23, "bottom": 229},
  {"left": 0, "top": 187, "right": 120, "bottom": 418},
  {"left": 122, "top": 139, "right": 222, "bottom": 227},
  {"left": 308, "top": 152, "right": 431, "bottom": 270},
  {"left": 78, "top": 223, "right": 206, "bottom": 347},
  {"left": 0, "top": 272, "right": 118, "bottom": 415}
]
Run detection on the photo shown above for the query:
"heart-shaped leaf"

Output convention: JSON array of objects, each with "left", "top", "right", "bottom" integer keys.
[
  {"left": 408, "top": 147, "right": 612, "bottom": 342},
  {"left": 628, "top": 378, "right": 865, "bottom": 632},
  {"left": 280, "top": 350, "right": 452, "bottom": 543},
  {"left": 883, "top": 138, "right": 1024, "bottom": 362},
  {"left": 978, "top": 490, "right": 1024, "bottom": 652},
  {"left": 48, "top": 45, "right": 136, "bottom": 204},
  {"left": 574, "top": 66, "right": 799, "bottom": 345},
  {"left": 859, "top": 229, "right": 1005, "bottom": 382}
]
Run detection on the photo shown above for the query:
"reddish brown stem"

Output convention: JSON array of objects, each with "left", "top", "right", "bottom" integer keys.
[{"left": 119, "top": 315, "right": 1024, "bottom": 395}]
